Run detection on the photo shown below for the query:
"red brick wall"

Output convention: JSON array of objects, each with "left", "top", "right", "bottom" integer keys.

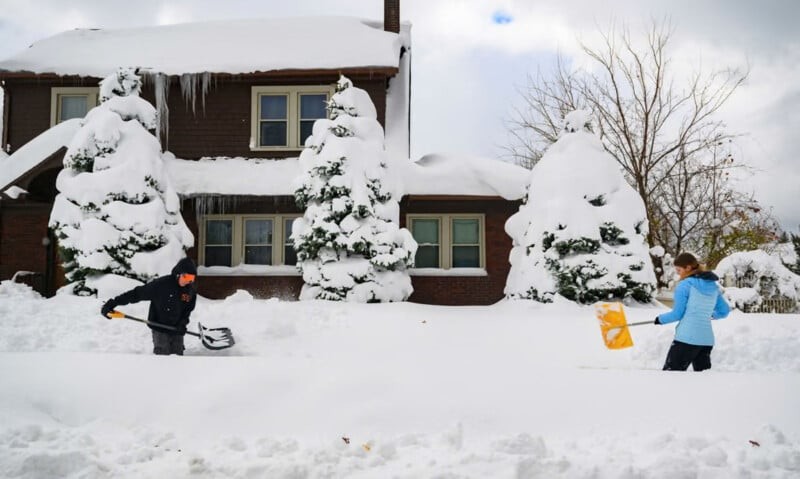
[
  {"left": 1, "top": 195, "right": 522, "bottom": 304},
  {"left": 3, "top": 75, "right": 387, "bottom": 159},
  {"left": 0, "top": 201, "right": 52, "bottom": 293},
  {"left": 400, "top": 197, "right": 521, "bottom": 305}
]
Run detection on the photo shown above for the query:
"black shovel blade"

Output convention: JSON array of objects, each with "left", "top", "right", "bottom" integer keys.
[{"left": 197, "top": 323, "right": 235, "bottom": 350}]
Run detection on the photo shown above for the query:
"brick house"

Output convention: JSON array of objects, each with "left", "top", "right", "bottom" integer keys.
[{"left": 0, "top": 1, "right": 528, "bottom": 305}]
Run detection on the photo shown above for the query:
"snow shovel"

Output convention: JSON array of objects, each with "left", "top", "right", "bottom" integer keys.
[
  {"left": 594, "top": 302, "right": 651, "bottom": 350},
  {"left": 107, "top": 311, "right": 235, "bottom": 350}
]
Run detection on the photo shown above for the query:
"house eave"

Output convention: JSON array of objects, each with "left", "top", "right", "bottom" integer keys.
[{"left": 0, "top": 66, "right": 399, "bottom": 82}]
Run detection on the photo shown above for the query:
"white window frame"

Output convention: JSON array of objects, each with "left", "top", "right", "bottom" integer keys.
[
  {"left": 407, "top": 214, "right": 486, "bottom": 269},
  {"left": 250, "top": 85, "right": 334, "bottom": 151},
  {"left": 199, "top": 214, "right": 301, "bottom": 267},
  {"left": 50, "top": 87, "right": 99, "bottom": 126}
]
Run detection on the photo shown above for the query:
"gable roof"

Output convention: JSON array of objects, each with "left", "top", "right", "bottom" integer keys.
[{"left": 0, "top": 16, "right": 407, "bottom": 78}]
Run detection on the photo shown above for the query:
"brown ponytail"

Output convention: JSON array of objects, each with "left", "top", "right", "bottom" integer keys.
[{"left": 673, "top": 252, "right": 704, "bottom": 274}]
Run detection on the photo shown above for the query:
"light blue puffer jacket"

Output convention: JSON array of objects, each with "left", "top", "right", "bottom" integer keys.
[{"left": 657, "top": 271, "right": 731, "bottom": 346}]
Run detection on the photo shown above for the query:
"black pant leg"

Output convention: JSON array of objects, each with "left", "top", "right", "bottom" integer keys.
[
  {"left": 663, "top": 341, "right": 695, "bottom": 371},
  {"left": 170, "top": 334, "right": 185, "bottom": 356},
  {"left": 692, "top": 346, "right": 713, "bottom": 371},
  {"left": 152, "top": 330, "right": 171, "bottom": 355}
]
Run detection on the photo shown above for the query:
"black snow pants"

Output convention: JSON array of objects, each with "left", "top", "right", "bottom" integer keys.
[
  {"left": 152, "top": 330, "right": 185, "bottom": 356},
  {"left": 662, "top": 340, "right": 713, "bottom": 371}
]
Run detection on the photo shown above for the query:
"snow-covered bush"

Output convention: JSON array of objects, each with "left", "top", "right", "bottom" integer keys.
[
  {"left": 291, "top": 76, "right": 417, "bottom": 302},
  {"left": 715, "top": 250, "right": 800, "bottom": 313},
  {"left": 505, "top": 110, "right": 656, "bottom": 304},
  {"left": 49, "top": 68, "right": 193, "bottom": 297},
  {"left": 780, "top": 236, "right": 800, "bottom": 275}
]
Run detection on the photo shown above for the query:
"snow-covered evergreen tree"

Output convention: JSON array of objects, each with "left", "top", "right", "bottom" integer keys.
[
  {"left": 292, "top": 76, "right": 417, "bottom": 302},
  {"left": 505, "top": 110, "right": 656, "bottom": 304},
  {"left": 49, "top": 68, "right": 193, "bottom": 297},
  {"left": 786, "top": 234, "right": 800, "bottom": 275}
]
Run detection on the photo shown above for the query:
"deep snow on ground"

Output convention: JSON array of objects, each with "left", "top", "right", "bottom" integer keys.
[{"left": 1, "top": 281, "right": 799, "bottom": 478}]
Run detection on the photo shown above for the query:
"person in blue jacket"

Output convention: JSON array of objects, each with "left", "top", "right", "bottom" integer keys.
[{"left": 655, "top": 252, "right": 731, "bottom": 371}]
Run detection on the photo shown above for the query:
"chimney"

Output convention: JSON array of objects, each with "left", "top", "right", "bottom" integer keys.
[{"left": 384, "top": 0, "right": 400, "bottom": 33}]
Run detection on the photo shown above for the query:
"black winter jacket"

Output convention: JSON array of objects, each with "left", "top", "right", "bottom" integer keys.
[{"left": 106, "top": 258, "right": 197, "bottom": 334}]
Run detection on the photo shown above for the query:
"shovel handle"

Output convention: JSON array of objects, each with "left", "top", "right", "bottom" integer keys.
[
  {"left": 606, "top": 320, "right": 653, "bottom": 330},
  {"left": 108, "top": 311, "right": 201, "bottom": 338}
]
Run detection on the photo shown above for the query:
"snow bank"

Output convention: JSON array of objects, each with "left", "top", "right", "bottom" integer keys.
[
  {"left": 0, "top": 294, "right": 799, "bottom": 477},
  {"left": 0, "top": 17, "right": 404, "bottom": 77},
  {"left": 0, "top": 118, "right": 81, "bottom": 192}
]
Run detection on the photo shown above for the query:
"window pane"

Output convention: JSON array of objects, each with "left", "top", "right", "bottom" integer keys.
[
  {"left": 205, "top": 246, "right": 232, "bottom": 266},
  {"left": 245, "top": 246, "right": 272, "bottom": 265},
  {"left": 452, "top": 246, "right": 480, "bottom": 267},
  {"left": 260, "top": 122, "right": 287, "bottom": 146},
  {"left": 412, "top": 219, "right": 439, "bottom": 245},
  {"left": 260, "top": 95, "right": 287, "bottom": 120},
  {"left": 245, "top": 219, "right": 272, "bottom": 245},
  {"left": 415, "top": 246, "right": 439, "bottom": 268},
  {"left": 452, "top": 219, "right": 479, "bottom": 244},
  {"left": 284, "top": 218, "right": 295, "bottom": 241},
  {"left": 300, "top": 94, "right": 327, "bottom": 119},
  {"left": 206, "top": 220, "right": 232, "bottom": 245},
  {"left": 284, "top": 218, "right": 297, "bottom": 265},
  {"left": 300, "top": 120, "right": 315, "bottom": 145},
  {"left": 284, "top": 246, "right": 297, "bottom": 266},
  {"left": 60, "top": 95, "right": 88, "bottom": 121}
]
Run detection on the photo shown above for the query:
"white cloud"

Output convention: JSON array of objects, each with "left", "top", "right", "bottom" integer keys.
[{"left": 0, "top": 0, "right": 796, "bottom": 229}]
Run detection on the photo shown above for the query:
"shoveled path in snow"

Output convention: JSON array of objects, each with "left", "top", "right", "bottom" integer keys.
[{"left": 1, "top": 286, "right": 799, "bottom": 477}]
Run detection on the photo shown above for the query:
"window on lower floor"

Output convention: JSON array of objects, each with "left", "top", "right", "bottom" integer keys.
[
  {"left": 200, "top": 215, "right": 301, "bottom": 267},
  {"left": 50, "top": 87, "right": 99, "bottom": 126},
  {"left": 251, "top": 85, "right": 333, "bottom": 150},
  {"left": 407, "top": 214, "right": 485, "bottom": 269}
]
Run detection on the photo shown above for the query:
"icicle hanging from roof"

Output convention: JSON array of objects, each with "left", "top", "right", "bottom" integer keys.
[
  {"left": 153, "top": 73, "right": 170, "bottom": 144},
  {"left": 179, "top": 72, "right": 212, "bottom": 115}
]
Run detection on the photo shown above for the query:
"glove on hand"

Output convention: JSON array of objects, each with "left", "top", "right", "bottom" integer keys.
[
  {"left": 101, "top": 301, "right": 117, "bottom": 318},
  {"left": 654, "top": 316, "right": 661, "bottom": 325}
]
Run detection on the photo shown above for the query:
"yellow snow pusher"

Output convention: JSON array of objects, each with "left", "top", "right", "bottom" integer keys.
[{"left": 594, "top": 302, "right": 652, "bottom": 350}]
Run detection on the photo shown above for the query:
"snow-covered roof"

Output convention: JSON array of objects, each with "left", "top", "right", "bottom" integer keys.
[
  {"left": 0, "top": 118, "right": 81, "bottom": 194},
  {"left": 399, "top": 154, "right": 529, "bottom": 200},
  {"left": 0, "top": 17, "right": 407, "bottom": 77},
  {"left": 166, "top": 155, "right": 303, "bottom": 197},
  {"left": 166, "top": 154, "right": 529, "bottom": 199}
]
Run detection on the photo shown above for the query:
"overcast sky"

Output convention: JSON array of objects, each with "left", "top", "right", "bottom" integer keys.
[{"left": 0, "top": 0, "right": 797, "bottom": 230}]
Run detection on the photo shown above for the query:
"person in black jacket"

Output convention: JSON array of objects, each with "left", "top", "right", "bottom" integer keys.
[{"left": 101, "top": 257, "right": 198, "bottom": 355}]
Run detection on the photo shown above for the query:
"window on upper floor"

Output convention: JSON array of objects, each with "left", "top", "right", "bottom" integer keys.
[
  {"left": 250, "top": 85, "right": 333, "bottom": 151},
  {"left": 200, "top": 214, "right": 302, "bottom": 267},
  {"left": 50, "top": 87, "right": 99, "bottom": 126},
  {"left": 407, "top": 214, "right": 485, "bottom": 269}
]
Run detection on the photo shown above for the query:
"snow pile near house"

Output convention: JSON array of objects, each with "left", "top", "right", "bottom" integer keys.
[
  {"left": 49, "top": 68, "right": 193, "bottom": 297},
  {"left": 715, "top": 249, "right": 800, "bottom": 311},
  {"left": 1, "top": 294, "right": 799, "bottom": 477},
  {"left": 0, "top": 279, "right": 41, "bottom": 300},
  {"left": 505, "top": 110, "right": 656, "bottom": 304},
  {"left": 0, "top": 17, "right": 404, "bottom": 77},
  {"left": 0, "top": 118, "right": 81, "bottom": 192},
  {"left": 292, "top": 76, "right": 416, "bottom": 302},
  {"left": 398, "top": 153, "right": 529, "bottom": 199}
]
